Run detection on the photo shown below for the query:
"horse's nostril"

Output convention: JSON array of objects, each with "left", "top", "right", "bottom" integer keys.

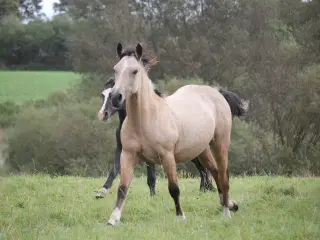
[{"left": 117, "top": 94, "right": 122, "bottom": 101}]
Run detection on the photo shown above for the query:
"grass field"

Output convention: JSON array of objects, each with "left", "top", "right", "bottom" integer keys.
[
  {"left": 0, "top": 175, "right": 319, "bottom": 240},
  {"left": 0, "top": 71, "right": 81, "bottom": 103}
]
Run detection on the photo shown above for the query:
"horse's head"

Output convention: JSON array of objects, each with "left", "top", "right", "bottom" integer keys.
[
  {"left": 97, "top": 77, "right": 120, "bottom": 121},
  {"left": 109, "top": 43, "right": 157, "bottom": 109}
]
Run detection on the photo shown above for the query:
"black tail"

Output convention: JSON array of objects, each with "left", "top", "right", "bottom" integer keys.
[{"left": 219, "top": 89, "right": 249, "bottom": 118}]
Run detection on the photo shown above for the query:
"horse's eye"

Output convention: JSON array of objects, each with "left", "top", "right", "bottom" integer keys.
[{"left": 132, "top": 70, "right": 138, "bottom": 75}]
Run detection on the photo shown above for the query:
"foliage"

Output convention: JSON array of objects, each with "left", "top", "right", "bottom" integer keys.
[
  {"left": 6, "top": 99, "right": 118, "bottom": 176},
  {"left": 0, "top": 15, "right": 73, "bottom": 70},
  {"left": 0, "top": 0, "right": 42, "bottom": 20},
  {"left": 0, "top": 101, "right": 20, "bottom": 128}
]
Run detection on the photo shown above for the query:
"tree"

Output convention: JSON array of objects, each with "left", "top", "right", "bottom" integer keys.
[
  {"left": 0, "top": 0, "right": 42, "bottom": 20},
  {"left": 0, "top": 0, "right": 19, "bottom": 19},
  {"left": 19, "top": 0, "right": 42, "bottom": 20}
]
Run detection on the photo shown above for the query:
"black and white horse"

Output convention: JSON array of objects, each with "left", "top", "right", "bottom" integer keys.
[{"left": 96, "top": 78, "right": 215, "bottom": 198}]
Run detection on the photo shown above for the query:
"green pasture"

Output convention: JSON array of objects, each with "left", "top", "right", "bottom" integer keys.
[
  {"left": 0, "top": 175, "right": 319, "bottom": 240},
  {"left": 0, "top": 71, "right": 80, "bottom": 103}
]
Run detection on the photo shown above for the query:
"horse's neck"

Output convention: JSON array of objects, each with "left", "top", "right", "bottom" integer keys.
[{"left": 125, "top": 75, "right": 158, "bottom": 133}]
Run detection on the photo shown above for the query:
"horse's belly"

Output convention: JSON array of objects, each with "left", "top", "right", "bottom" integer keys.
[
  {"left": 174, "top": 145, "right": 207, "bottom": 163},
  {"left": 166, "top": 97, "right": 215, "bottom": 163},
  {"left": 174, "top": 124, "right": 213, "bottom": 163}
]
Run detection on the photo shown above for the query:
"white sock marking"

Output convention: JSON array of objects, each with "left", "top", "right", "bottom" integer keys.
[
  {"left": 223, "top": 207, "right": 231, "bottom": 219},
  {"left": 107, "top": 207, "right": 122, "bottom": 226},
  {"left": 96, "top": 188, "right": 109, "bottom": 198}
]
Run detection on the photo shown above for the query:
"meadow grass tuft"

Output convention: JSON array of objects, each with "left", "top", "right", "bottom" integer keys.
[{"left": 0, "top": 175, "right": 319, "bottom": 240}]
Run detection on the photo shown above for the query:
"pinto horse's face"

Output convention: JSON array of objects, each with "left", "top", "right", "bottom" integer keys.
[{"left": 97, "top": 78, "right": 120, "bottom": 121}]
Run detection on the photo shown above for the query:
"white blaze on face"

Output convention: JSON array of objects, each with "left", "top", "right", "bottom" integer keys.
[{"left": 98, "top": 88, "right": 112, "bottom": 121}]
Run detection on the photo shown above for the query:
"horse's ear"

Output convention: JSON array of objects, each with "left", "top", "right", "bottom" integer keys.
[
  {"left": 105, "top": 77, "right": 115, "bottom": 88},
  {"left": 117, "top": 43, "right": 123, "bottom": 58},
  {"left": 136, "top": 43, "right": 143, "bottom": 60}
]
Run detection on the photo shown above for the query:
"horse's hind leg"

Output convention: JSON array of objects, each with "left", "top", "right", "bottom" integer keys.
[
  {"left": 162, "top": 153, "right": 185, "bottom": 219},
  {"left": 212, "top": 138, "right": 238, "bottom": 218},
  {"left": 204, "top": 168, "right": 215, "bottom": 192},
  {"left": 146, "top": 163, "right": 156, "bottom": 196},
  {"left": 198, "top": 147, "right": 237, "bottom": 218},
  {"left": 198, "top": 148, "right": 220, "bottom": 194},
  {"left": 191, "top": 158, "right": 214, "bottom": 192}
]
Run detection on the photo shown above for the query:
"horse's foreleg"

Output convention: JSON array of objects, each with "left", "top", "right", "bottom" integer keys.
[
  {"left": 107, "top": 151, "right": 137, "bottom": 226},
  {"left": 162, "top": 153, "right": 185, "bottom": 219},
  {"left": 95, "top": 148, "right": 121, "bottom": 199},
  {"left": 146, "top": 163, "right": 156, "bottom": 196},
  {"left": 191, "top": 158, "right": 214, "bottom": 192}
]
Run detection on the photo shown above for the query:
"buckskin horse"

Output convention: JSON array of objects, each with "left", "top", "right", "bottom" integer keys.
[
  {"left": 104, "top": 43, "right": 249, "bottom": 225},
  {"left": 96, "top": 77, "right": 214, "bottom": 198}
]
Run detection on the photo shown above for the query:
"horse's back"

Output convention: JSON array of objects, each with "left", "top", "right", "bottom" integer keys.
[{"left": 165, "top": 84, "right": 228, "bottom": 112}]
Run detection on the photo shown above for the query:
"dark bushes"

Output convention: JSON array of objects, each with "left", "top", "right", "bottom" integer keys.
[
  {"left": 0, "top": 101, "right": 20, "bottom": 128},
  {"left": 6, "top": 98, "right": 118, "bottom": 176}
]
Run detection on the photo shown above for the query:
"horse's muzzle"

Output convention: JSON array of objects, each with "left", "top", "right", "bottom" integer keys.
[{"left": 98, "top": 111, "right": 109, "bottom": 121}]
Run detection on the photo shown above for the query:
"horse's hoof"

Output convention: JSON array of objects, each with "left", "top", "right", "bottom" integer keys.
[
  {"left": 229, "top": 201, "right": 238, "bottom": 212},
  {"left": 177, "top": 213, "right": 186, "bottom": 220},
  {"left": 150, "top": 190, "right": 156, "bottom": 196},
  {"left": 95, "top": 188, "right": 109, "bottom": 199},
  {"left": 231, "top": 201, "right": 239, "bottom": 212},
  {"left": 106, "top": 219, "right": 119, "bottom": 226},
  {"left": 222, "top": 207, "right": 231, "bottom": 219}
]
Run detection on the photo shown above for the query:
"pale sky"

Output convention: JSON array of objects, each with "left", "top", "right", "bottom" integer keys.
[{"left": 41, "top": 0, "right": 59, "bottom": 18}]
